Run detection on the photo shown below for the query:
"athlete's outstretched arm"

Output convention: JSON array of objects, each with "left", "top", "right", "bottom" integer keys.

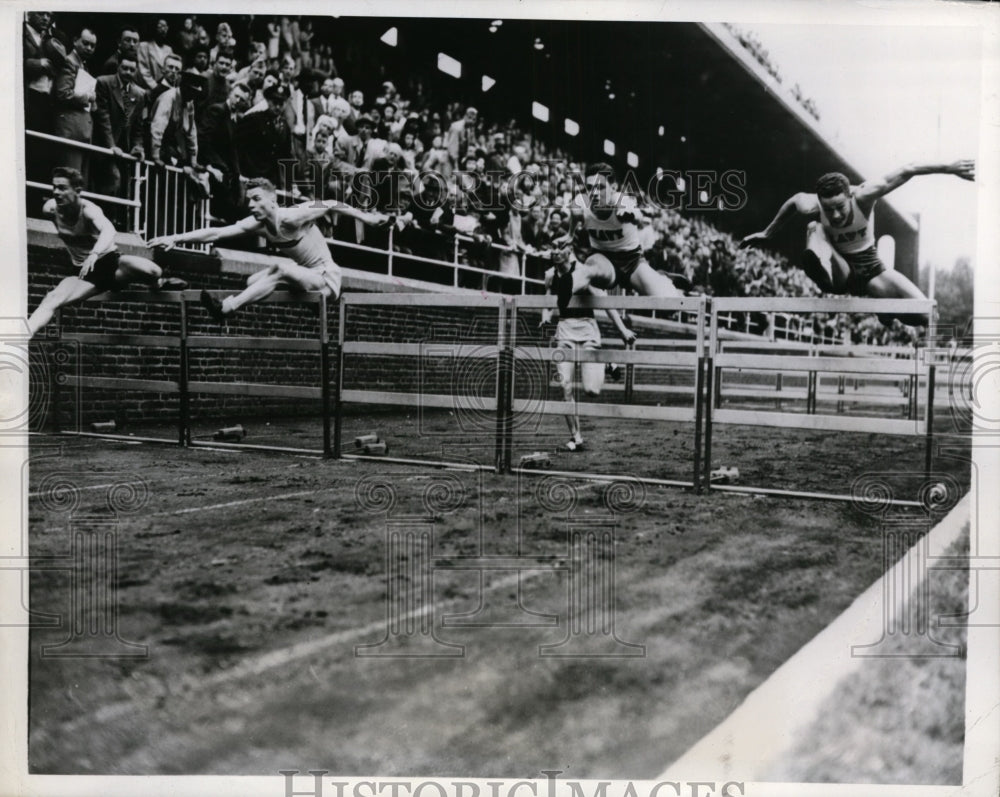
[
  {"left": 148, "top": 217, "right": 262, "bottom": 250},
  {"left": 740, "top": 192, "right": 820, "bottom": 249},
  {"left": 855, "top": 159, "right": 975, "bottom": 204},
  {"left": 285, "top": 200, "right": 390, "bottom": 227}
]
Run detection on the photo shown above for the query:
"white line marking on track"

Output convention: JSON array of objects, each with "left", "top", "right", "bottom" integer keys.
[
  {"left": 78, "top": 570, "right": 535, "bottom": 731},
  {"left": 150, "top": 489, "right": 322, "bottom": 517},
  {"left": 28, "top": 482, "right": 120, "bottom": 499}
]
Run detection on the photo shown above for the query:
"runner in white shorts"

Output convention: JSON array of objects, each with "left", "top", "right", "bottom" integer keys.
[
  {"left": 542, "top": 262, "right": 636, "bottom": 451},
  {"left": 149, "top": 177, "right": 389, "bottom": 321}
]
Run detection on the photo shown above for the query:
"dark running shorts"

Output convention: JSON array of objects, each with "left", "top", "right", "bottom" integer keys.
[
  {"left": 80, "top": 251, "right": 122, "bottom": 292},
  {"left": 843, "top": 246, "right": 886, "bottom": 294},
  {"left": 587, "top": 248, "right": 644, "bottom": 289}
]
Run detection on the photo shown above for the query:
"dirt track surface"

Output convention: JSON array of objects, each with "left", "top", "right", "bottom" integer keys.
[{"left": 27, "top": 412, "right": 970, "bottom": 778}]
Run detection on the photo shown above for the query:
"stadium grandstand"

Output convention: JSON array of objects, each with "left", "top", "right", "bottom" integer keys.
[{"left": 24, "top": 13, "right": 925, "bottom": 346}]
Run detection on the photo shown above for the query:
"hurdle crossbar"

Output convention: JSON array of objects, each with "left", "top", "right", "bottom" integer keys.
[
  {"left": 507, "top": 294, "right": 708, "bottom": 487},
  {"left": 52, "top": 289, "right": 332, "bottom": 456},
  {"left": 705, "top": 296, "right": 938, "bottom": 496},
  {"left": 336, "top": 292, "right": 509, "bottom": 470}
]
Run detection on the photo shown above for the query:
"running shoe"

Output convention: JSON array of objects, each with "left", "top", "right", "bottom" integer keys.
[{"left": 199, "top": 289, "right": 227, "bottom": 322}]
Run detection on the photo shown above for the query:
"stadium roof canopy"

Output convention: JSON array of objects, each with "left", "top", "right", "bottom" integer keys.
[{"left": 369, "top": 16, "right": 918, "bottom": 276}]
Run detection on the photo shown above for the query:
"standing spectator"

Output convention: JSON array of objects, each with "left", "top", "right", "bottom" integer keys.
[
  {"left": 136, "top": 18, "right": 174, "bottom": 92},
  {"left": 199, "top": 81, "right": 252, "bottom": 222},
  {"left": 145, "top": 52, "right": 182, "bottom": 111},
  {"left": 149, "top": 70, "right": 204, "bottom": 172},
  {"left": 100, "top": 24, "right": 139, "bottom": 76},
  {"left": 446, "top": 106, "right": 478, "bottom": 170},
  {"left": 92, "top": 53, "right": 146, "bottom": 200},
  {"left": 202, "top": 51, "right": 235, "bottom": 113},
  {"left": 52, "top": 25, "right": 97, "bottom": 181},
  {"left": 23, "top": 10, "right": 54, "bottom": 73},
  {"left": 236, "top": 81, "right": 293, "bottom": 187}
]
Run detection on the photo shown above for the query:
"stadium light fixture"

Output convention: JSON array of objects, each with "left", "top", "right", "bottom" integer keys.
[
  {"left": 564, "top": 118, "right": 579, "bottom": 136},
  {"left": 658, "top": 125, "right": 665, "bottom": 136},
  {"left": 627, "top": 152, "right": 638, "bottom": 168},
  {"left": 380, "top": 27, "right": 398, "bottom": 47},
  {"left": 604, "top": 139, "right": 615, "bottom": 156},
  {"left": 437, "top": 53, "right": 462, "bottom": 79},
  {"left": 532, "top": 101, "right": 550, "bottom": 122},
  {"left": 492, "top": 19, "right": 503, "bottom": 26},
  {"left": 534, "top": 37, "right": 544, "bottom": 51},
  {"left": 482, "top": 75, "right": 496, "bottom": 92},
  {"left": 489, "top": 26, "right": 497, "bottom": 33}
]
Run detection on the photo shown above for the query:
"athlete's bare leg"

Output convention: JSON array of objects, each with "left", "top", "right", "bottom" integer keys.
[
  {"left": 114, "top": 254, "right": 162, "bottom": 284},
  {"left": 803, "top": 222, "right": 851, "bottom": 294},
  {"left": 27, "top": 277, "right": 100, "bottom": 338},
  {"left": 866, "top": 269, "right": 930, "bottom": 327},
  {"left": 627, "top": 260, "right": 684, "bottom": 297},
  {"left": 554, "top": 253, "right": 617, "bottom": 310}
]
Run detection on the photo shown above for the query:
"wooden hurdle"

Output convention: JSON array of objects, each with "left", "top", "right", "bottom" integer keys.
[
  {"left": 54, "top": 289, "right": 333, "bottom": 456},
  {"left": 50, "top": 290, "right": 945, "bottom": 505},
  {"left": 705, "top": 296, "right": 937, "bottom": 502},
  {"left": 508, "top": 295, "right": 709, "bottom": 489},
  {"left": 336, "top": 292, "right": 508, "bottom": 472}
]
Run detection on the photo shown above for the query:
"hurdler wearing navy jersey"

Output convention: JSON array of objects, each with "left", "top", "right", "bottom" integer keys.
[
  {"left": 740, "top": 159, "right": 975, "bottom": 326},
  {"left": 552, "top": 162, "right": 684, "bottom": 313},
  {"left": 27, "top": 167, "right": 182, "bottom": 338},
  {"left": 149, "top": 177, "right": 390, "bottom": 322}
]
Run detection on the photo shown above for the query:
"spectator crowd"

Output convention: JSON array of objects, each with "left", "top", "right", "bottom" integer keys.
[{"left": 24, "top": 12, "right": 912, "bottom": 345}]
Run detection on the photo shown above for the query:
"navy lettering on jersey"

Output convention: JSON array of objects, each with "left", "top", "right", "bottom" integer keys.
[{"left": 834, "top": 226, "right": 866, "bottom": 245}]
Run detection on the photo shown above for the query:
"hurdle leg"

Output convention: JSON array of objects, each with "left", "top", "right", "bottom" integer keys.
[
  {"left": 49, "top": 309, "right": 63, "bottom": 434},
  {"left": 693, "top": 355, "right": 705, "bottom": 492},
  {"left": 333, "top": 299, "right": 345, "bottom": 459},
  {"left": 703, "top": 359, "right": 715, "bottom": 492},
  {"left": 178, "top": 300, "right": 190, "bottom": 446},
  {"left": 924, "top": 365, "right": 936, "bottom": 481},
  {"left": 320, "top": 295, "right": 332, "bottom": 458}
]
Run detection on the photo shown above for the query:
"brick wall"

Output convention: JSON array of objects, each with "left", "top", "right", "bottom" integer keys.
[{"left": 27, "top": 231, "right": 691, "bottom": 433}]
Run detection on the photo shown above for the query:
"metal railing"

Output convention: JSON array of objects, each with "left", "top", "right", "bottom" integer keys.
[
  {"left": 26, "top": 130, "right": 212, "bottom": 253},
  {"left": 26, "top": 130, "right": 912, "bottom": 349}
]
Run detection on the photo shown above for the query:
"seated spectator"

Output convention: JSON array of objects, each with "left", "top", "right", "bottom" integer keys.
[
  {"left": 174, "top": 17, "right": 197, "bottom": 58},
  {"left": 188, "top": 46, "right": 211, "bottom": 76},
  {"left": 313, "top": 76, "right": 338, "bottom": 117},
  {"left": 210, "top": 22, "right": 237, "bottom": 65}
]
